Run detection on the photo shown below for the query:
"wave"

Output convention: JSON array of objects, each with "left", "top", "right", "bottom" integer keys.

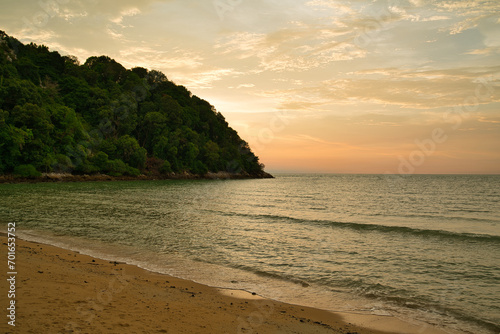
[
  {"left": 209, "top": 210, "right": 500, "bottom": 243},
  {"left": 376, "top": 211, "right": 497, "bottom": 223},
  {"left": 211, "top": 260, "right": 500, "bottom": 334},
  {"left": 344, "top": 279, "right": 500, "bottom": 334}
]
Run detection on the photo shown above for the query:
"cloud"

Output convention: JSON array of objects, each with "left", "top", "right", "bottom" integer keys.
[
  {"left": 305, "top": 0, "right": 355, "bottom": 15},
  {"left": 433, "top": 0, "right": 500, "bottom": 35},
  {"left": 215, "top": 25, "right": 366, "bottom": 72},
  {"left": 0, "top": 0, "right": 162, "bottom": 57},
  {"left": 422, "top": 16, "right": 451, "bottom": 22},
  {"left": 288, "top": 134, "right": 365, "bottom": 150},
  {"left": 106, "top": 27, "right": 123, "bottom": 39},
  {"left": 465, "top": 47, "right": 499, "bottom": 55},
  {"left": 177, "top": 69, "right": 241, "bottom": 90},
  {"left": 230, "top": 84, "right": 255, "bottom": 89},
  {"left": 450, "top": 16, "right": 482, "bottom": 35},
  {"left": 110, "top": 7, "right": 141, "bottom": 25},
  {"left": 215, "top": 32, "right": 268, "bottom": 58},
  {"left": 119, "top": 46, "right": 203, "bottom": 70},
  {"left": 59, "top": 9, "right": 88, "bottom": 23},
  {"left": 213, "top": 0, "right": 422, "bottom": 72},
  {"left": 257, "top": 66, "right": 500, "bottom": 112},
  {"left": 478, "top": 116, "right": 500, "bottom": 124}
]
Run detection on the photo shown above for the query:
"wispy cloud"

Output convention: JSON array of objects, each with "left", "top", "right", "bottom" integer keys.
[
  {"left": 119, "top": 46, "right": 203, "bottom": 70},
  {"left": 255, "top": 66, "right": 500, "bottom": 113},
  {"left": 230, "top": 84, "right": 255, "bottom": 89},
  {"left": 215, "top": 25, "right": 365, "bottom": 72},
  {"left": 179, "top": 69, "right": 241, "bottom": 90},
  {"left": 110, "top": 7, "right": 141, "bottom": 25}
]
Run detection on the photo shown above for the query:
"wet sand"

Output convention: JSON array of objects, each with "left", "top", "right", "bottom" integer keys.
[{"left": 0, "top": 235, "right": 448, "bottom": 334}]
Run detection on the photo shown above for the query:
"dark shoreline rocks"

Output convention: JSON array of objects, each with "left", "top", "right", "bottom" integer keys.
[{"left": 0, "top": 171, "right": 274, "bottom": 184}]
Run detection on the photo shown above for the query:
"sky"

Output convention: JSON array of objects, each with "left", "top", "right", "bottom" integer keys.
[{"left": 1, "top": 0, "right": 499, "bottom": 174}]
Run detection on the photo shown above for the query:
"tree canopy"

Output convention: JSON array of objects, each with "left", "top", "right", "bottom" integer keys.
[{"left": 0, "top": 31, "right": 267, "bottom": 178}]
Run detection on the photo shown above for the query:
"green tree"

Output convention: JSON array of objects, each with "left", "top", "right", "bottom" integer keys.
[
  {"left": 0, "top": 109, "right": 31, "bottom": 172},
  {"left": 13, "top": 164, "right": 41, "bottom": 178},
  {"left": 183, "top": 142, "right": 199, "bottom": 171},
  {"left": 116, "top": 135, "right": 147, "bottom": 169},
  {"left": 203, "top": 140, "right": 221, "bottom": 171},
  {"left": 10, "top": 103, "right": 54, "bottom": 169},
  {"left": 139, "top": 111, "right": 167, "bottom": 150},
  {"left": 15, "top": 57, "right": 40, "bottom": 83},
  {"left": 90, "top": 151, "right": 109, "bottom": 171}
]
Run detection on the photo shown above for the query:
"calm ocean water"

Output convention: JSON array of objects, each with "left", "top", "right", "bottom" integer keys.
[{"left": 1, "top": 174, "right": 499, "bottom": 333}]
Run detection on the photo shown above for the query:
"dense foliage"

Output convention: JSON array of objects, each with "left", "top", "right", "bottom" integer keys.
[{"left": 0, "top": 31, "right": 266, "bottom": 177}]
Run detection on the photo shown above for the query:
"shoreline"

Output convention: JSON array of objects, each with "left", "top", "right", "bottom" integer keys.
[
  {"left": 0, "top": 171, "right": 274, "bottom": 184},
  {"left": 1, "top": 234, "right": 450, "bottom": 334}
]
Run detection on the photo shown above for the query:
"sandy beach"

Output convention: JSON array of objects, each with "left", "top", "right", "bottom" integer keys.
[{"left": 1, "top": 235, "right": 449, "bottom": 334}]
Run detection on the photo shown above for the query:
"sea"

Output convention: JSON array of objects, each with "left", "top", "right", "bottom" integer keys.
[{"left": 1, "top": 174, "right": 499, "bottom": 334}]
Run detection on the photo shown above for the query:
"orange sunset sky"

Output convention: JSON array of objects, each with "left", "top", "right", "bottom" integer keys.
[{"left": 1, "top": 0, "right": 499, "bottom": 174}]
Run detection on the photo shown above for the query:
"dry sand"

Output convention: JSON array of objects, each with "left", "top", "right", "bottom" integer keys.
[{"left": 0, "top": 235, "right": 449, "bottom": 334}]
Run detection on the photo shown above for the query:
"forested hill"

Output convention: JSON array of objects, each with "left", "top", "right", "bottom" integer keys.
[{"left": 0, "top": 31, "right": 271, "bottom": 180}]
